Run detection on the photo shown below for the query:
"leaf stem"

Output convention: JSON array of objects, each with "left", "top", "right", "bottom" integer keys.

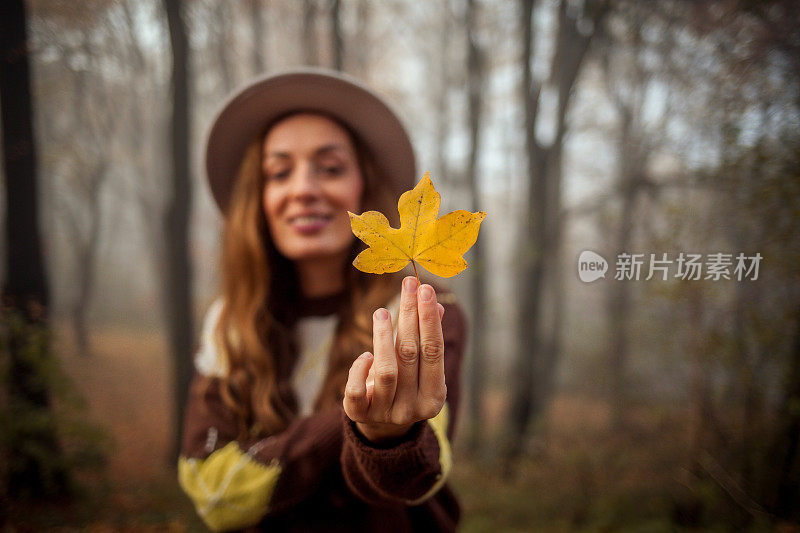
[{"left": 412, "top": 260, "right": 420, "bottom": 285}]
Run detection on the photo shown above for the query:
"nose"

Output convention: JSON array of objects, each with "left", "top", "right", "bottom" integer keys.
[{"left": 289, "top": 162, "right": 321, "bottom": 201}]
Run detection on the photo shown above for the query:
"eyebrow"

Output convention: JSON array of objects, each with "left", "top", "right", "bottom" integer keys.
[{"left": 265, "top": 143, "right": 350, "bottom": 160}]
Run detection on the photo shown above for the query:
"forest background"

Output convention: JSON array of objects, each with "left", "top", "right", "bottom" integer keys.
[{"left": 2, "top": 0, "right": 799, "bottom": 531}]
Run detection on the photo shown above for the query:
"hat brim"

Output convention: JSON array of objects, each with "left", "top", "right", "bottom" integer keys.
[{"left": 205, "top": 67, "right": 417, "bottom": 213}]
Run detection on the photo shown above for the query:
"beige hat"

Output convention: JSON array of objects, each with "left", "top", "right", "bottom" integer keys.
[{"left": 205, "top": 67, "right": 417, "bottom": 213}]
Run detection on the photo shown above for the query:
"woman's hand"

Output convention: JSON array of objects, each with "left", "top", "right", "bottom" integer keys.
[{"left": 343, "top": 276, "right": 447, "bottom": 444}]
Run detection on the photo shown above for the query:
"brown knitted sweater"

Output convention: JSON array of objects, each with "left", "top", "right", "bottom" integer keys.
[{"left": 178, "top": 289, "right": 466, "bottom": 532}]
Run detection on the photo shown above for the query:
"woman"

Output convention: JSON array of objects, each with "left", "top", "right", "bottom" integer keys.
[{"left": 178, "top": 68, "right": 466, "bottom": 532}]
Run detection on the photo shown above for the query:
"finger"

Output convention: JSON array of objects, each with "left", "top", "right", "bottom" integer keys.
[
  {"left": 343, "top": 352, "right": 373, "bottom": 421},
  {"left": 438, "top": 303, "right": 445, "bottom": 320},
  {"left": 366, "top": 364, "right": 375, "bottom": 403},
  {"left": 394, "top": 276, "right": 421, "bottom": 417},
  {"left": 417, "top": 285, "right": 446, "bottom": 419},
  {"left": 369, "top": 308, "right": 397, "bottom": 420}
]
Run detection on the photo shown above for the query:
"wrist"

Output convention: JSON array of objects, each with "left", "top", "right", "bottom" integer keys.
[{"left": 355, "top": 421, "right": 415, "bottom": 445}]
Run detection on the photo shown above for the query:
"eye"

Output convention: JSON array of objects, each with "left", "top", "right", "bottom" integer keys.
[
  {"left": 268, "top": 169, "right": 290, "bottom": 181},
  {"left": 320, "top": 164, "right": 344, "bottom": 177}
]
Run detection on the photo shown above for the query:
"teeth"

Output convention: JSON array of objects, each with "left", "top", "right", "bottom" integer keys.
[{"left": 293, "top": 215, "right": 328, "bottom": 224}]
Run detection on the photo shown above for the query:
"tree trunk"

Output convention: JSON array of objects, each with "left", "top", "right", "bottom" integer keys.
[
  {"left": 164, "top": 0, "right": 195, "bottom": 464},
  {"left": 504, "top": 0, "right": 604, "bottom": 473},
  {"left": 249, "top": 0, "right": 267, "bottom": 74},
  {"left": 433, "top": 0, "right": 452, "bottom": 187},
  {"left": 353, "top": 0, "right": 369, "bottom": 77},
  {"left": 763, "top": 303, "right": 800, "bottom": 520},
  {"left": 598, "top": 13, "right": 651, "bottom": 428},
  {"left": 330, "top": 0, "right": 343, "bottom": 71},
  {"left": 213, "top": 2, "right": 234, "bottom": 94},
  {"left": 303, "top": 0, "right": 318, "bottom": 66},
  {"left": 72, "top": 181, "right": 102, "bottom": 358},
  {"left": 606, "top": 107, "right": 635, "bottom": 427},
  {"left": 687, "top": 287, "right": 719, "bottom": 474},
  {"left": 541, "top": 1, "right": 605, "bottom": 416},
  {"left": 464, "top": 0, "right": 486, "bottom": 457},
  {"left": 505, "top": 0, "right": 544, "bottom": 473},
  {"left": 68, "top": 44, "right": 108, "bottom": 358},
  {"left": 464, "top": 0, "right": 486, "bottom": 454},
  {"left": 731, "top": 253, "right": 758, "bottom": 494},
  {"left": 0, "top": 0, "right": 70, "bottom": 499},
  {"left": 122, "top": 0, "right": 167, "bottom": 313},
  {"left": 538, "top": 148, "right": 564, "bottom": 412}
]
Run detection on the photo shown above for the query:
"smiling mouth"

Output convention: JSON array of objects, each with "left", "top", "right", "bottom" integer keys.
[
  {"left": 289, "top": 214, "right": 333, "bottom": 224},
  {"left": 288, "top": 214, "right": 333, "bottom": 233}
]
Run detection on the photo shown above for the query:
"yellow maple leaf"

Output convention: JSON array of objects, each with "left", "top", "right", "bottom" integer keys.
[{"left": 348, "top": 171, "right": 487, "bottom": 278}]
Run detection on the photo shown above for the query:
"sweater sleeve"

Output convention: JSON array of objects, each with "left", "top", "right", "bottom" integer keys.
[
  {"left": 177, "top": 375, "right": 345, "bottom": 531},
  {"left": 177, "top": 301, "right": 344, "bottom": 531},
  {"left": 340, "top": 297, "right": 466, "bottom": 506}
]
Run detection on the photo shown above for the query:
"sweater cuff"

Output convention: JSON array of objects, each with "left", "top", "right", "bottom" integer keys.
[
  {"left": 341, "top": 410, "right": 437, "bottom": 456},
  {"left": 341, "top": 410, "right": 444, "bottom": 504},
  {"left": 345, "top": 415, "right": 427, "bottom": 449}
]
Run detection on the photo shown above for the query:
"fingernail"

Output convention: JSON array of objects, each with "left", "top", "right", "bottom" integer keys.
[
  {"left": 404, "top": 276, "right": 418, "bottom": 293},
  {"left": 375, "top": 308, "right": 389, "bottom": 321},
  {"left": 420, "top": 285, "right": 434, "bottom": 302},
  {"left": 360, "top": 352, "right": 373, "bottom": 359}
]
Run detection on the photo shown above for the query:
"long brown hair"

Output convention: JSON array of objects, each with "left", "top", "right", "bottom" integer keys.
[{"left": 214, "top": 113, "right": 403, "bottom": 438}]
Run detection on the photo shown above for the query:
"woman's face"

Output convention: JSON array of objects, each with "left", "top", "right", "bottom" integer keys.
[{"left": 262, "top": 113, "right": 364, "bottom": 263}]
